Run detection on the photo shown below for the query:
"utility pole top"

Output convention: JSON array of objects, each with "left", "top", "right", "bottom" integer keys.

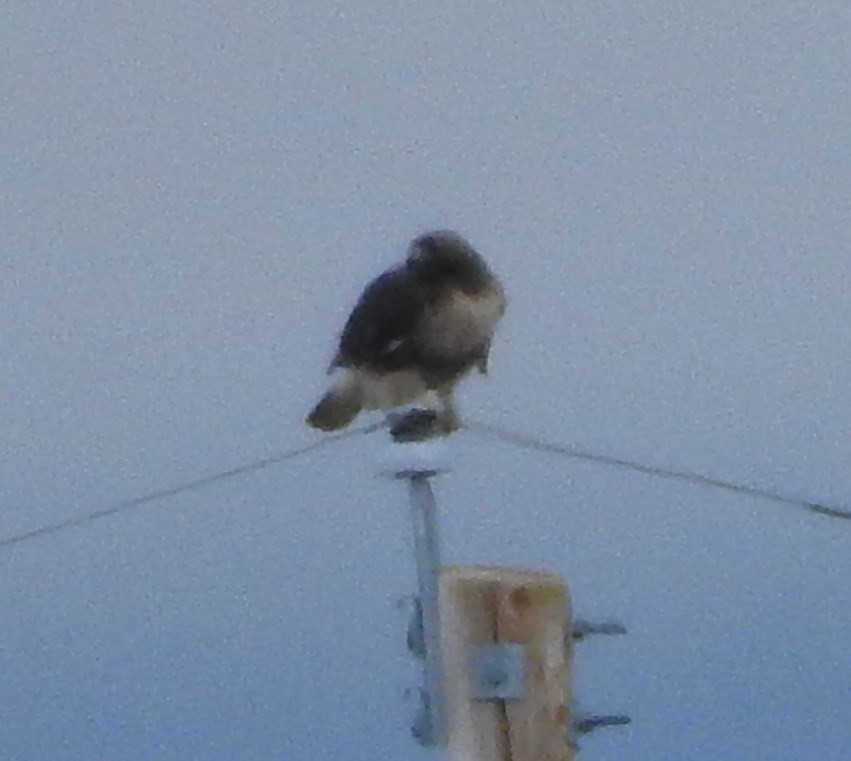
[{"left": 380, "top": 409, "right": 452, "bottom": 480}]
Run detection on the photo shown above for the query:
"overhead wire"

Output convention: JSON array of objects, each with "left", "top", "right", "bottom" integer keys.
[
  {"left": 2, "top": 414, "right": 848, "bottom": 552},
  {"left": 464, "top": 418, "right": 851, "bottom": 522},
  {"left": 0, "top": 421, "right": 385, "bottom": 550}
]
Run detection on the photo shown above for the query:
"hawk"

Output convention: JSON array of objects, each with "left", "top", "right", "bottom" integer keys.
[{"left": 306, "top": 230, "right": 506, "bottom": 433}]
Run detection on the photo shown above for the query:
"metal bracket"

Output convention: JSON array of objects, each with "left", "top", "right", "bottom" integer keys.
[
  {"left": 570, "top": 618, "right": 627, "bottom": 643},
  {"left": 573, "top": 713, "right": 632, "bottom": 735},
  {"left": 409, "top": 687, "right": 439, "bottom": 747},
  {"left": 406, "top": 596, "right": 426, "bottom": 660},
  {"left": 471, "top": 643, "right": 526, "bottom": 701}
]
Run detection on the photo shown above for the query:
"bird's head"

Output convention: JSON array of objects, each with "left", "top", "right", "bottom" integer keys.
[{"left": 406, "top": 230, "right": 490, "bottom": 292}]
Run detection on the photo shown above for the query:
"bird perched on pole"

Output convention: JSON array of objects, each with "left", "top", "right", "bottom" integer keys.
[{"left": 307, "top": 230, "right": 506, "bottom": 434}]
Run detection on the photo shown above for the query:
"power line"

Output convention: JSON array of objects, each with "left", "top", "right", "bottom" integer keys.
[
  {"left": 0, "top": 421, "right": 384, "bottom": 551},
  {"left": 3, "top": 414, "right": 847, "bottom": 552},
  {"left": 465, "top": 419, "right": 851, "bottom": 522}
]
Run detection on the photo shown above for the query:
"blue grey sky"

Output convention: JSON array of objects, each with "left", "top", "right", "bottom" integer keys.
[{"left": 2, "top": 2, "right": 850, "bottom": 759}]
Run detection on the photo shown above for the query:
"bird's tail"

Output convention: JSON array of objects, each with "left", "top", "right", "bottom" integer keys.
[{"left": 306, "top": 373, "right": 364, "bottom": 431}]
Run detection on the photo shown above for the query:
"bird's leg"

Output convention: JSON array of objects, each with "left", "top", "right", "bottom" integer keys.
[
  {"left": 435, "top": 386, "right": 461, "bottom": 434},
  {"left": 475, "top": 339, "right": 492, "bottom": 374}
]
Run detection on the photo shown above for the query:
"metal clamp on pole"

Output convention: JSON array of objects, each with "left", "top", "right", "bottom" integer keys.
[{"left": 471, "top": 643, "right": 526, "bottom": 701}]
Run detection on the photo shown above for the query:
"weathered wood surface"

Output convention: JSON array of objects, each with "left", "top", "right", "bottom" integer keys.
[{"left": 439, "top": 565, "right": 574, "bottom": 761}]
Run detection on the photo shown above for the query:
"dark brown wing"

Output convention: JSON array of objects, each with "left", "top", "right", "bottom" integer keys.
[{"left": 331, "top": 267, "right": 427, "bottom": 372}]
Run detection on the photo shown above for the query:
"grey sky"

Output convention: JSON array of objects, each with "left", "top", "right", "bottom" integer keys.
[{"left": 2, "top": 2, "right": 850, "bottom": 759}]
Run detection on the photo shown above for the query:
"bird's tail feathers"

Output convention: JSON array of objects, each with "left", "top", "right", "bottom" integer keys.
[{"left": 306, "top": 373, "right": 364, "bottom": 431}]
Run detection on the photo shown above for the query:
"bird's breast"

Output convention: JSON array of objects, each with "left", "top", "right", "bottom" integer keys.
[{"left": 422, "top": 285, "right": 505, "bottom": 355}]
